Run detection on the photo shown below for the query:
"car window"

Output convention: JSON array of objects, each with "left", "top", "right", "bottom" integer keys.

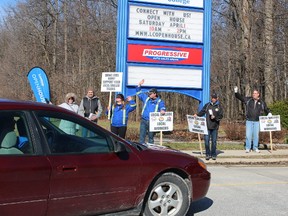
[
  {"left": 35, "top": 112, "right": 111, "bottom": 154},
  {"left": 0, "top": 111, "right": 34, "bottom": 155}
]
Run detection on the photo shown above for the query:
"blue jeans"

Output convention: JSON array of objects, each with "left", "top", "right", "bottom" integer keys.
[
  {"left": 140, "top": 119, "right": 155, "bottom": 144},
  {"left": 204, "top": 129, "right": 218, "bottom": 157},
  {"left": 246, "top": 121, "right": 260, "bottom": 150},
  {"left": 81, "top": 127, "right": 95, "bottom": 137}
]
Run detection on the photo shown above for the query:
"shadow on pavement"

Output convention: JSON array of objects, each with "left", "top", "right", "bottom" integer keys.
[
  {"left": 216, "top": 150, "right": 225, "bottom": 156},
  {"left": 191, "top": 150, "right": 224, "bottom": 156},
  {"left": 186, "top": 197, "right": 213, "bottom": 215}
]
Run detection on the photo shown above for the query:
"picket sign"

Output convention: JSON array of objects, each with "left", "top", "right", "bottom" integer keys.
[
  {"left": 149, "top": 112, "right": 173, "bottom": 146},
  {"left": 186, "top": 115, "right": 208, "bottom": 156},
  {"left": 259, "top": 115, "right": 281, "bottom": 152},
  {"left": 101, "top": 72, "right": 123, "bottom": 120}
]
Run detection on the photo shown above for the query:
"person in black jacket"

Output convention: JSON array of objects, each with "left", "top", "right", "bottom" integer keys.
[
  {"left": 78, "top": 87, "right": 102, "bottom": 137},
  {"left": 194, "top": 93, "right": 223, "bottom": 160},
  {"left": 234, "top": 86, "right": 271, "bottom": 153}
]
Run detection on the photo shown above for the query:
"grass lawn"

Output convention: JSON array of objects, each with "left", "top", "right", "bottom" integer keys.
[
  {"left": 98, "top": 119, "right": 246, "bottom": 150},
  {"left": 163, "top": 142, "right": 245, "bottom": 151}
]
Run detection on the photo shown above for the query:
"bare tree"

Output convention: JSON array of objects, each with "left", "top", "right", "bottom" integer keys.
[{"left": 264, "top": 0, "right": 274, "bottom": 103}]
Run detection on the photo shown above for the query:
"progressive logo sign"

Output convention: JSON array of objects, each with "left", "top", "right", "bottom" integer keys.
[{"left": 143, "top": 49, "right": 189, "bottom": 62}]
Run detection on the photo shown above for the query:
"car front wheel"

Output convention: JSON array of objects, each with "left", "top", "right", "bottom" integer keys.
[{"left": 144, "top": 172, "right": 191, "bottom": 216}]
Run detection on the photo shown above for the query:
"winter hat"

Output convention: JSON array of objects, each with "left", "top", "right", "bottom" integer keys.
[
  {"left": 116, "top": 94, "right": 125, "bottom": 101},
  {"left": 65, "top": 92, "right": 77, "bottom": 102}
]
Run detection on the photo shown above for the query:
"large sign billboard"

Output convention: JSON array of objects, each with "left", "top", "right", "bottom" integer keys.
[
  {"left": 116, "top": 0, "right": 212, "bottom": 105},
  {"left": 127, "top": 44, "right": 203, "bottom": 65}
]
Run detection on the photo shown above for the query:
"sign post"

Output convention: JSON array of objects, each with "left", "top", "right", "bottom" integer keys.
[
  {"left": 259, "top": 115, "right": 281, "bottom": 152},
  {"left": 101, "top": 72, "right": 123, "bottom": 119},
  {"left": 197, "top": 133, "right": 203, "bottom": 156},
  {"left": 149, "top": 112, "right": 173, "bottom": 145},
  {"left": 187, "top": 115, "right": 208, "bottom": 156},
  {"left": 269, "top": 131, "right": 273, "bottom": 151}
]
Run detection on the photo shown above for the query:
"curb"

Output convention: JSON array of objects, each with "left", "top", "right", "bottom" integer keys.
[
  {"left": 181, "top": 149, "right": 288, "bottom": 165},
  {"left": 203, "top": 158, "right": 288, "bottom": 165}
]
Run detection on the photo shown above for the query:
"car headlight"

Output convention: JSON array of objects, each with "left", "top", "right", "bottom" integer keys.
[{"left": 197, "top": 158, "right": 207, "bottom": 170}]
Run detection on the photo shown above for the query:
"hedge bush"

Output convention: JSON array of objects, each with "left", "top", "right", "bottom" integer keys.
[
  {"left": 222, "top": 122, "right": 245, "bottom": 141},
  {"left": 259, "top": 129, "right": 287, "bottom": 144},
  {"left": 223, "top": 121, "right": 287, "bottom": 143},
  {"left": 269, "top": 99, "right": 288, "bottom": 129}
]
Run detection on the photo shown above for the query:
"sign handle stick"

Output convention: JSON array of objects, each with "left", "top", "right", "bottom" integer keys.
[
  {"left": 198, "top": 133, "right": 203, "bottom": 156},
  {"left": 108, "top": 91, "right": 112, "bottom": 120},
  {"left": 160, "top": 131, "right": 163, "bottom": 146},
  {"left": 269, "top": 131, "right": 273, "bottom": 152}
]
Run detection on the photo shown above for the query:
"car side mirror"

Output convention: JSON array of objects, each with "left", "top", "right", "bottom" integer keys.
[{"left": 114, "top": 140, "right": 127, "bottom": 153}]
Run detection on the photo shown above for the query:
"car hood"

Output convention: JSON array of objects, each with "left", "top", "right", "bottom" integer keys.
[
  {"left": 145, "top": 143, "right": 180, "bottom": 153},
  {"left": 127, "top": 141, "right": 177, "bottom": 152},
  {"left": 127, "top": 141, "right": 193, "bottom": 158}
]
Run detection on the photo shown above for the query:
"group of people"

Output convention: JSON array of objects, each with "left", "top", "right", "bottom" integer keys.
[
  {"left": 58, "top": 87, "right": 132, "bottom": 138},
  {"left": 57, "top": 79, "right": 166, "bottom": 143},
  {"left": 57, "top": 80, "right": 271, "bottom": 161},
  {"left": 194, "top": 87, "right": 271, "bottom": 161}
]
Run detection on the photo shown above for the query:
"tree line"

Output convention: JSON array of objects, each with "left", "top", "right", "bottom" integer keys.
[{"left": 0, "top": 0, "right": 287, "bottom": 122}]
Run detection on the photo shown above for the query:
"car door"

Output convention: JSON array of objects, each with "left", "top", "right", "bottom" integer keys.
[
  {"left": 0, "top": 111, "right": 51, "bottom": 216},
  {"left": 35, "top": 112, "right": 143, "bottom": 216}
]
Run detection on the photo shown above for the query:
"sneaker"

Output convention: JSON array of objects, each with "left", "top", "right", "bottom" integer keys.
[
  {"left": 254, "top": 149, "right": 260, "bottom": 153},
  {"left": 245, "top": 149, "right": 250, "bottom": 153},
  {"left": 205, "top": 156, "right": 210, "bottom": 160},
  {"left": 212, "top": 156, "right": 216, "bottom": 160}
]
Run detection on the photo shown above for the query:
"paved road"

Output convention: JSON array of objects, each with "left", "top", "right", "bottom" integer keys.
[{"left": 187, "top": 165, "right": 288, "bottom": 216}]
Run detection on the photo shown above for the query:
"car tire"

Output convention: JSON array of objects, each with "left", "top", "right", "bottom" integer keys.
[{"left": 143, "top": 172, "right": 191, "bottom": 216}]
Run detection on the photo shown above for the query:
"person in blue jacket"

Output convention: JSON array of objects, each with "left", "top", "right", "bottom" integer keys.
[
  {"left": 136, "top": 79, "right": 166, "bottom": 144},
  {"left": 106, "top": 94, "right": 136, "bottom": 139}
]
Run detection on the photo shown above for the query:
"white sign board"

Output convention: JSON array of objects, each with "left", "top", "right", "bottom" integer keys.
[
  {"left": 187, "top": 115, "right": 208, "bottom": 135},
  {"left": 127, "top": 66, "right": 202, "bottom": 88},
  {"left": 259, "top": 115, "right": 281, "bottom": 132},
  {"left": 149, "top": 112, "right": 173, "bottom": 132},
  {"left": 129, "top": 5, "right": 203, "bottom": 43},
  {"left": 101, "top": 72, "right": 123, "bottom": 92},
  {"left": 131, "top": 0, "right": 204, "bottom": 8}
]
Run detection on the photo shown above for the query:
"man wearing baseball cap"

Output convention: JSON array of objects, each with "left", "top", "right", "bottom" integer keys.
[
  {"left": 136, "top": 79, "right": 166, "bottom": 144},
  {"left": 194, "top": 93, "right": 223, "bottom": 160}
]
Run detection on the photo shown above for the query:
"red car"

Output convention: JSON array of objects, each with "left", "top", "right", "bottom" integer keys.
[{"left": 0, "top": 99, "right": 210, "bottom": 216}]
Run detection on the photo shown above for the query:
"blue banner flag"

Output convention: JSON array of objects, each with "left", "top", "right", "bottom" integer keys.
[{"left": 27, "top": 67, "right": 50, "bottom": 103}]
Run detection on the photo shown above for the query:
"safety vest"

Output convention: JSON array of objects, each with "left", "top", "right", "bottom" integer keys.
[
  {"left": 141, "top": 98, "right": 161, "bottom": 115},
  {"left": 111, "top": 105, "right": 126, "bottom": 125}
]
